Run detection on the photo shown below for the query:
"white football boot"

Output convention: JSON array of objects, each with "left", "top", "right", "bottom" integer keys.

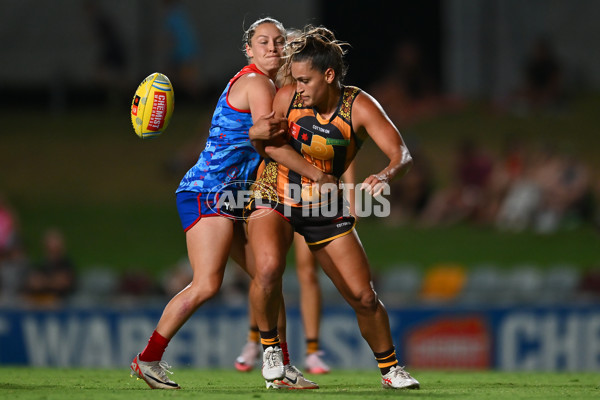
[
  {"left": 381, "top": 365, "right": 420, "bottom": 389},
  {"left": 266, "top": 364, "right": 319, "bottom": 389},
  {"left": 305, "top": 351, "right": 331, "bottom": 374},
  {"left": 130, "top": 354, "right": 180, "bottom": 389},
  {"left": 261, "top": 346, "right": 285, "bottom": 381},
  {"left": 234, "top": 341, "right": 261, "bottom": 372}
]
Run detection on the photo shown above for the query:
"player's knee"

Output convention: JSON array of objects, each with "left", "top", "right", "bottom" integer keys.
[
  {"left": 255, "top": 254, "right": 284, "bottom": 288},
  {"left": 187, "top": 278, "right": 221, "bottom": 305},
  {"left": 352, "top": 288, "right": 379, "bottom": 314}
]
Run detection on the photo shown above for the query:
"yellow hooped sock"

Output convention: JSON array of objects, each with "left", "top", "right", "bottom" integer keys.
[
  {"left": 306, "top": 339, "right": 319, "bottom": 355},
  {"left": 374, "top": 347, "right": 398, "bottom": 375},
  {"left": 260, "top": 328, "right": 280, "bottom": 350},
  {"left": 248, "top": 326, "right": 260, "bottom": 343}
]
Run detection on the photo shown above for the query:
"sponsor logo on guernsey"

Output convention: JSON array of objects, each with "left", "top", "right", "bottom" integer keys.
[
  {"left": 147, "top": 92, "right": 167, "bottom": 131},
  {"left": 326, "top": 138, "right": 351, "bottom": 146},
  {"left": 312, "top": 125, "right": 330, "bottom": 134}
]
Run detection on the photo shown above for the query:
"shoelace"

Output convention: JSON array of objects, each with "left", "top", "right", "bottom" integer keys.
[
  {"left": 265, "top": 349, "right": 282, "bottom": 369},
  {"left": 151, "top": 360, "right": 174, "bottom": 379},
  {"left": 391, "top": 365, "right": 412, "bottom": 379}
]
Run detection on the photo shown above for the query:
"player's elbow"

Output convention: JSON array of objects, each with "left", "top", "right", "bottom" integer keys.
[
  {"left": 398, "top": 147, "right": 413, "bottom": 175},
  {"left": 403, "top": 153, "right": 414, "bottom": 172}
]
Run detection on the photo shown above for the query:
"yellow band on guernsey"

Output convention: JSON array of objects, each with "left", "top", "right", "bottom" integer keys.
[
  {"left": 375, "top": 351, "right": 396, "bottom": 361},
  {"left": 378, "top": 360, "right": 399, "bottom": 369},
  {"left": 261, "top": 338, "right": 280, "bottom": 346}
]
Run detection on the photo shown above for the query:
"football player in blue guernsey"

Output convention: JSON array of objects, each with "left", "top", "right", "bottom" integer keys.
[
  {"left": 130, "top": 18, "right": 323, "bottom": 390},
  {"left": 245, "top": 26, "right": 421, "bottom": 389}
]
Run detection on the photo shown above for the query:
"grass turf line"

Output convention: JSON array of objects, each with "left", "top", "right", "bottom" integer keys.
[{"left": 0, "top": 368, "right": 598, "bottom": 399}]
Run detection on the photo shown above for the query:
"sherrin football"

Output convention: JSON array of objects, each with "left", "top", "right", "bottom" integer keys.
[{"left": 131, "top": 72, "right": 174, "bottom": 139}]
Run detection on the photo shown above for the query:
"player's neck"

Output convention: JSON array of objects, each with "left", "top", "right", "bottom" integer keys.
[{"left": 315, "top": 86, "right": 341, "bottom": 120}]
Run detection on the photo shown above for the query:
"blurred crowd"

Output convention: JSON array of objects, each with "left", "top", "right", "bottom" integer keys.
[
  {"left": 387, "top": 136, "right": 597, "bottom": 233},
  {"left": 2, "top": 30, "right": 599, "bottom": 310},
  {"left": 2, "top": 132, "right": 599, "bottom": 309},
  {"left": 368, "top": 36, "right": 597, "bottom": 233},
  {"left": 0, "top": 195, "right": 76, "bottom": 308},
  {"left": 0, "top": 193, "right": 249, "bottom": 309}
]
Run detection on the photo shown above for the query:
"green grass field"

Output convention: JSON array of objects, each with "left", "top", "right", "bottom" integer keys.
[{"left": 1, "top": 368, "right": 598, "bottom": 399}]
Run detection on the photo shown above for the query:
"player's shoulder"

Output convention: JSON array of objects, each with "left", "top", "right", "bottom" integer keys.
[
  {"left": 231, "top": 71, "right": 276, "bottom": 103},
  {"left": 350, "top": 87, "right": 390, "bottom": 131},
  {"left": 273, "top": 84, "right": 296, "bottom": 107},
  {"left": 278, "top": 83, "right": 296, "bottom": 95},
  {"left": 352, "top": 87, "right": 383, "bottom": 112},
  {"left": 238, "top": 71, "right": 275, "bottom": 89}
]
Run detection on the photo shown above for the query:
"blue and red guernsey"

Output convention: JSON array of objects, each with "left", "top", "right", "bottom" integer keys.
[{"left": 177, "top": 64, "right": 265, "bottom": 194}]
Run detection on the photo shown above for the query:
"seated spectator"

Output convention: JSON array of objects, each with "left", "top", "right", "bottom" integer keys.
[
  {"left": 530, "top": 147, "right": 591, "bottom": 232},
  {"left": 25, "top": 228, "right": 76, "bottom": 307},
  {"left": 496, "top": 144, "right": 592, "bottom": 232},
  {"left": 486, "top": 136, "right": 529, "bottom": 226},
  {"left": 419, "top": 138, "right": 495, "bottom": 226}
]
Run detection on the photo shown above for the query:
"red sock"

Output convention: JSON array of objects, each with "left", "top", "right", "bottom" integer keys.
[
  {"left": 139, "top": 330, "right": 170, "bottom": 362},
  {"left": 281, "top": 341, "right": 290, "bottom": 366}
]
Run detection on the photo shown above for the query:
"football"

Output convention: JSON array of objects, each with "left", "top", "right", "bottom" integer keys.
[{"left": 130, "top": 72, "right": 174, "bottom": 139}]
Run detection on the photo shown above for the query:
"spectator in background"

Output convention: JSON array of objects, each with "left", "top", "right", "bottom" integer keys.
[
  {"left": 84, "top": 0, "right": 128, "bottom": 107},
  {"left": 485, "top": 136, "right": 528, "bottom": 227},
  {"left": 496, "top": 143, "right": 593, "bottom": 233},
  {"left": 510, "top": 36, "right": 565, "bottom": 114},
  {"left": 419, "top": 138, "right": 495, "bottom": 226},
  {"left": 369, "top": 40, "right": 438, "bottom": 127},
  {"left": 161, "top": 0, "right": 202, "bottom": 101},
  {"left": 529, "top": 147, "right": 591, "bottom": 233},
  {"left": 25, "top": 228, "right": 76, "bottom": 307},
  {"left": 0, "top": 194, "right": 29, "bottom": 306},
  {"left": 0, "top": 240, "right": 31, "bottom": 307},
  {"left": 0, "top": 193, "right": 20, "bottom": 254},
  {"left": 524, "top": 37, "right": 564, "bottom": 109}
]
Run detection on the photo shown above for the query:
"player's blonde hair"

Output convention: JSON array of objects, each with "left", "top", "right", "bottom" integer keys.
[{"left": 283, "top": 26, "right": 349, "bottom": 84}]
